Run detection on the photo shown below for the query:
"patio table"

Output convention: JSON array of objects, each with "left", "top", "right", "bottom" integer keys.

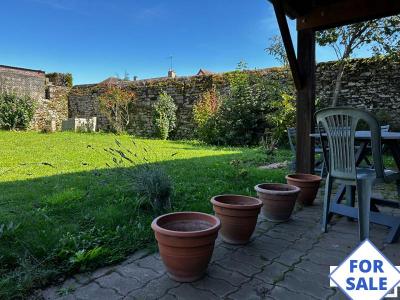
[{"left": 310, "top": 130, "right": 400, "bottom": 243}]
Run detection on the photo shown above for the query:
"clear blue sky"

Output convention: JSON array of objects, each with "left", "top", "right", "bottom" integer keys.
[{"left": 1, "top": 0, "right": 371, "bottom": 85}]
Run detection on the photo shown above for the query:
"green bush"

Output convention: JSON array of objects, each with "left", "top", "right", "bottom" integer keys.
[
  {"left": 133, "top": 166, "right": 173, "bottom": 215},
  {"left": 192, "top": 71, "right": 295, "bottom": 146},
  {"left": 153, "top": 92, "right": 177, "bottom": 140},
  {"left": 265, "top": 92, "right": 296, "bottom": 144},
  {"left": 46, "top": 73, "right": 73, "bottom": 87},
  {"left": 0, "top": 93, "right": 36, "bottom": 130},
  {"left": 193, "top": 87, "right": 221, "bottom": 143},
  {"left": 213, "top": 72, "right": 269, "bottom": 145}
]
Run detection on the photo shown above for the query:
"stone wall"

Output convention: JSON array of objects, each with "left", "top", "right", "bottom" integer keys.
[
  {"left": 69, "top": 68, "right": 288, "bottom": 138},
  {"left": 0, "top": 65, "right": 45, "bottom": 100},
  {"left": 0, "top": 65, "right": 70, "bottom": 130},
  {"left": 32, "top": 85, "right": 70, "bottom": 131},
  {"left": 65, "top": 56, "right": 400, "bottom": 137},
  {"left": 317, "top": 57, "right": 400, "bottom": 128}
]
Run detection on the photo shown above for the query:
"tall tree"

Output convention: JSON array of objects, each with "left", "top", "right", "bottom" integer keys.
[
  {"left": 317, "top": 16, "right": 400, "bottom": 106},
  {"left": 265, "top": 35, "right": 289, "bottom": 68}
]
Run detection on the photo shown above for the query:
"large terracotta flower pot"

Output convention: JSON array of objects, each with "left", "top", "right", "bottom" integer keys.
[
  {"left": 254, "top": 183, "right": 300, "bottom": 222},
  {"left": 211, "top": 195, "right": 263, "bottom": 245},
  {"left": 285, "top": 173, "right": 322, "bottom": 206},
  {"left": 151, "top": 212, "right": 220, "bottom": 282}
]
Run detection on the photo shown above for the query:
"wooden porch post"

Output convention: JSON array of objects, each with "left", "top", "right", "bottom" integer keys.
[{"left": 296, "top": 29, "right": 316, "bottom": 173}]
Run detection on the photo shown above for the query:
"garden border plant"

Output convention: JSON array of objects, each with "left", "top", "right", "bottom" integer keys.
[
  {"left": 192, "top": 68, "right": 296, "bottom": 147},
  {"left": 0, "top": 92, "right": 36, "bottom": 130},
  {"left": 153, "top": 91, "right": 177, "bottom": 140}
]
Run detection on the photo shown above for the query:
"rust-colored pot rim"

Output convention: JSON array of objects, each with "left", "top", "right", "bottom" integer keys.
[
  {"left": 254, "top": 183, "right": 300, "bottom": 195},
  {"left": 285, "top": 173, "right": 322, "bottom": 183},
  {"left": 151, "top": 211, "right": 221, "bottom": 238},
  {"left": 211, "top": 194, "right": 263, "bottom": 210}
]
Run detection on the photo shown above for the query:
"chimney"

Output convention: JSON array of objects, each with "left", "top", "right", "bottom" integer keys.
[{"left": 168, "top": 69, "right": 176, "bottom": 78}]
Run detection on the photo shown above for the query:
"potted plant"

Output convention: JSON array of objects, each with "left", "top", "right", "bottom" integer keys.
[
  {"left": 254, "top": 183, "right": 300, "bottom": 222},
  {"left": 151, "top": 212, "right": 220, "bottom": 282},
  {"left": 285, "top": 173, "right": 322, "bottom": 206},
  {"left": 211, "top": 195, "right": 263, "bottom": 244}
]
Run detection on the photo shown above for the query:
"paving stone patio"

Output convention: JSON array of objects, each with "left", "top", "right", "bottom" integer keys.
[{"left": 39, "top": 185, "right": 400, "bottom": 300}]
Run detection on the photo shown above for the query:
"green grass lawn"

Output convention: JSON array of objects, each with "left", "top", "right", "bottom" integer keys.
[{"left": 0, "top": 131, "right": 292, "bottom": 298}]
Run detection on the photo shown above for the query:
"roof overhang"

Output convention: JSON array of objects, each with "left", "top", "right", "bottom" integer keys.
[{"left": 268, "top": 0, "right": 400, "bottom": 31}]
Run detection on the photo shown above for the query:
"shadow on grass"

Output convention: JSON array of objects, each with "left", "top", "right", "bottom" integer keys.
[{"left": 0, "top": 152, "right": 290, "bottom": 298}]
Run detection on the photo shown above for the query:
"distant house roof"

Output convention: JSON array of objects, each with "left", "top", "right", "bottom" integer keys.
[
  {"left": 99, "top": 77, "right": 124, "bottom": 85},
  {"left": 196, "top": 69, "right": 214, "bottom": 76}
]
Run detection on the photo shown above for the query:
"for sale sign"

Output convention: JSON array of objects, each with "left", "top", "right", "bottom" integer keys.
[{"left": 330, "top": 240, "right": 400, "bottom": 300}]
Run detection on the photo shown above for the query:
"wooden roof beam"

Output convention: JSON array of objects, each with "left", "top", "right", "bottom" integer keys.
[
  {"left": 272, "top": 0, "right": 303, "bottom": 90},
  {"left": 297, "top": 0, "right": 400, "bottom": 31}
]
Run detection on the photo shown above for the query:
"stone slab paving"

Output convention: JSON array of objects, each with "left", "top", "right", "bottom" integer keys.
[{"left": 38, "top": 186, "right": 400, "bottom": 300}]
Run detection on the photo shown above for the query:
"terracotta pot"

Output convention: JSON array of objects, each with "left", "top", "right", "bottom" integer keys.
[
  {"left": 254, "top": 183, "right": 300, "bottom": 222},
  {"left": 285, "top": 173, "right": 322, "bottom": 206},
  {"left": 151, "top": 212, "right": 220, "bottom": 282},
  {"left": 211, "top": 195, "right": 263, "bottom": 245}
]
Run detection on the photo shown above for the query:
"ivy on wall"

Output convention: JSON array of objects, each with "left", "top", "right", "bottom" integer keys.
[
  {"left": 46, "top": 73, "right": 73, "bottom": 88},
  {"left": 68, "top": 56, "right": 400, "bottom": 139}
]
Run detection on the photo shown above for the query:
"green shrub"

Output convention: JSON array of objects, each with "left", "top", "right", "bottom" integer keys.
[
  {"left": 153, "top": 92, "right": 177, "bottom": 140},
  {"left": 213, "top": 72, "right": 267, "bottom": 145},
  {"left": 193, "top": 88, "right": 221, "bottom": 143},
  {"left": 265, "top": 92, "right": 296, "bottom": 144},
  {"left": 133, "top": 166, "right": 173, "bottom": 215},
  {"left": 0, "top": 93, "right": 36, "bottom": 130},
  {"left": 46, "top": 73, "right": 73, "bottom": 87},
  {"left": 191, "top": 71, "right": 295, "bottom": 146}
]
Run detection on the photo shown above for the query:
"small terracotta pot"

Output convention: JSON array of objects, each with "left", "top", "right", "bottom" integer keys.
[
  {"left": 151, "top": 212, "right": 220, "bottom": 282},
  {"left": 254, "top": 183, "right": 300, "bottom": 222},
  {"left": 285, "top": 173, "right": 322, "bottom": 206},
  {"left": 211, "top": 195, "right": 263, "bottom": 245}
]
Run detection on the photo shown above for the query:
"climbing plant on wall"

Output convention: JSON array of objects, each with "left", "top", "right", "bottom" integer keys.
[
  {"left": 98, "top": 84, "right": 136, "bottom": 133},
  {"left": 46, "top": 73, "right": 73, "bottom": 88}
]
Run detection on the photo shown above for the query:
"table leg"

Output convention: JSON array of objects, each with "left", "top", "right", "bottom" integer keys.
[
  {"left": 387, "top": 140, "right": 400, "bottom": 169},
  {"left": 346, "top": 186, "right": 356, "bottom": 221},
  {"left": 386, "top": 222, "right": 400, "bottom": 244},
  {"left": 386, "top": 140, "right": 400, "bottom": 195}
]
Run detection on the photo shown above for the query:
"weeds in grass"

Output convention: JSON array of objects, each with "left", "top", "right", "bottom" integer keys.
[
  {"left": 260, "top": 131, "right": 278, "bottom": 157},
  {"left": 69, "top": 246, "right": 111, "bottom": 271},
  {"left": 57, "top": 286, "right": 75, "bottom": 297},
  {"left": 133, "top": 167, "right": 173, "bottom": 215},
  {"left": 94, "top": 136, "right": 175, "bottom": 215}
]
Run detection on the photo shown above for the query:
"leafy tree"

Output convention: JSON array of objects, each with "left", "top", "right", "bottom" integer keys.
[
  {"left": 153, "top": 92, "right": 177, "bottom": 140},
  {"left": 317, "top": 16, "right": 400, "bottom": 106},
  {"left": 236, "top": 60, "right": 249, "bottom": 71},
  {"left": 98, "top": 85, "right": 136, "bottom": 133},
  {"left": 123, "top": 71, "right": 130, "bottom": 81},
  {"left": 265, "top": 35, "right": 289, "bottom": 68}
]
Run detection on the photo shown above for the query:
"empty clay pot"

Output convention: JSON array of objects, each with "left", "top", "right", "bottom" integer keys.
[
  {"left": 151, "top": 212, "right": 220, "bottom": 282},
  {"left": 285, "top": 173, "right": 322, "bottom": 206},
  {"left": 211, "top": 195, "right": 263, "bottom": 245},
  {"left": 254, "top": 183, "right": 300, "bottom": 222}
]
